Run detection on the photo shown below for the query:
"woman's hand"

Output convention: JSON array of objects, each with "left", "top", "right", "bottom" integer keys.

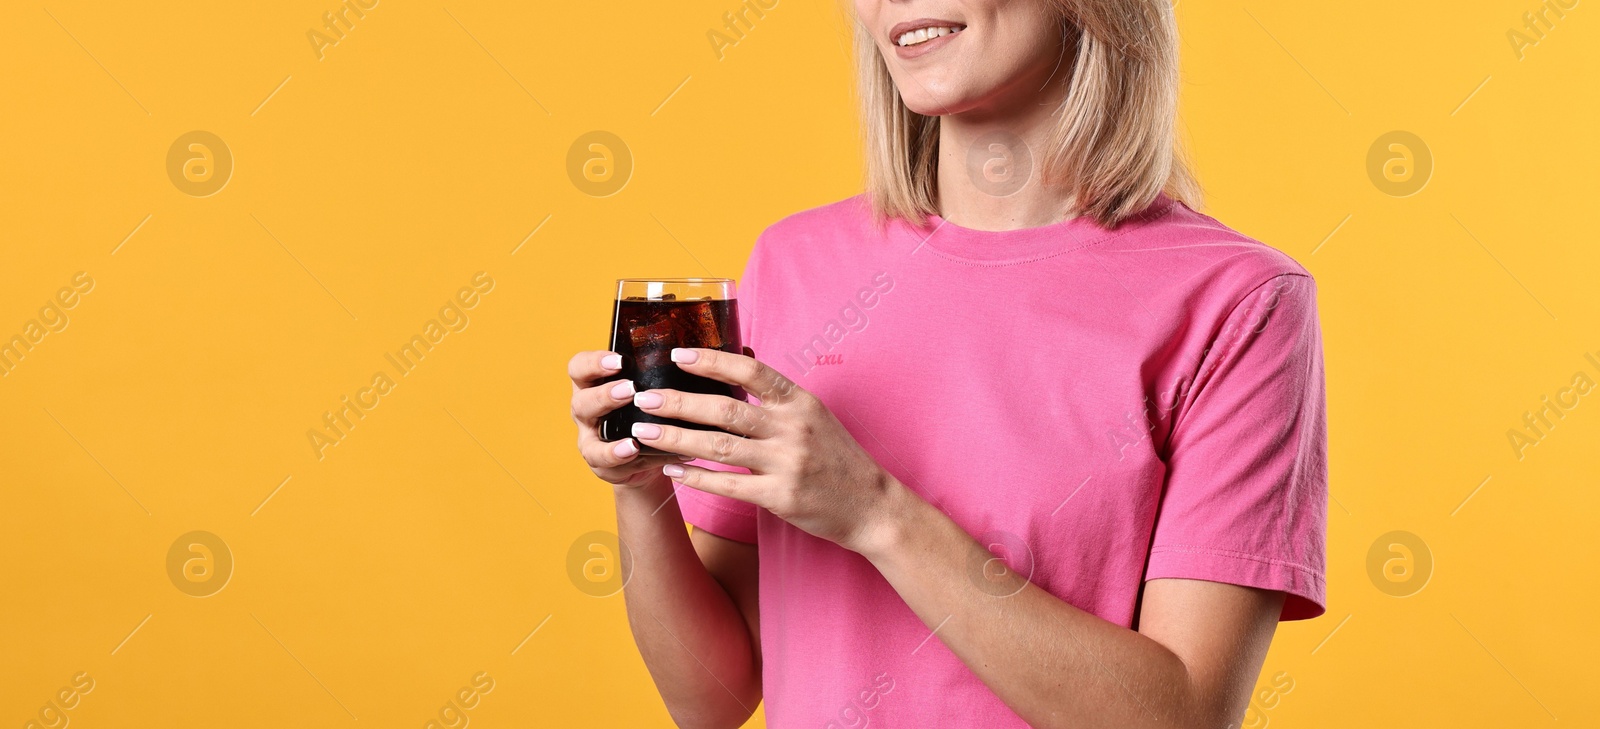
[
  {"left": 568, "top": 350, "right": 691, "bottom": 489},
  {"left": 629, "top": 347, "right": 906, "bottom": 553}
]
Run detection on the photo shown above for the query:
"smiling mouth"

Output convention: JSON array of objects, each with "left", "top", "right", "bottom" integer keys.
[{"left": 895, "top": 25, "right": 965, "bottom": 47}]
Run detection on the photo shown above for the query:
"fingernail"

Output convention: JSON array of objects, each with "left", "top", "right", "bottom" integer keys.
[
  {"left": 634, "top": 391, "right": 664, "bottom": 409},
  {"left": 610, "top": 380, "right": 635, "bottom": 400},
  {"left": 600, "top": 353, "right": 623, "bottom": 370},
  {"left": 678, "top": 454, "right": 695, "bottom": 461},
  {"left": 670, "top": 348, "right": 699, "bottom": 364},
  {"left": 663, "top": 464, "right": 686, "bottom": 478},
  {"left": 612, "top": 439, "right": 638, "bottom": 458},
  {"left": 632, "top": 422, "right": 662, "bottom": 440}
]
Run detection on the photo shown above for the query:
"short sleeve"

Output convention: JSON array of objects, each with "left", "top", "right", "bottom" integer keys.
[
  {"left": 676, "top": 460, "right": 759, "bottom": 544},
  {"left": 1146, "top": 274, "right": 1328, "bottom": 620},
  {"left": 675, "top": 236, "right": 768, "bottom": 545}
]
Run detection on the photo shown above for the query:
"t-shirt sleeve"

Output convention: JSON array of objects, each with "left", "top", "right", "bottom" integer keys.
[
  {"left": 1146, "top": 273, "right": 1328, "bottom": 620},
  {"left": 676, "top": 461, "right": 759, "bottom": 544},
  {"left": 674, "top": 238, "right": 767, "bottom": 545}
]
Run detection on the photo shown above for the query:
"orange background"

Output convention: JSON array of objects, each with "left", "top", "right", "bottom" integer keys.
[{"left": 1, "top": 0, "right": 1595, "bottom": 726}]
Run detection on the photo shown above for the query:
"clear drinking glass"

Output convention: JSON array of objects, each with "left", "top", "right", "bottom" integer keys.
[{"left": 600, "top": 278, "right": 743, "bottom": 454}]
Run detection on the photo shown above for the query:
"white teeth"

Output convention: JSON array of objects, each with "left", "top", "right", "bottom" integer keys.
[{"left": 896, "top": 25, "right": 961, "bottom": 47}]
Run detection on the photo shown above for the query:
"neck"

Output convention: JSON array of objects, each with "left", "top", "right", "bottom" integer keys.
[{"left": 934, "top": 51, "right": 1076, "bottom": 231}]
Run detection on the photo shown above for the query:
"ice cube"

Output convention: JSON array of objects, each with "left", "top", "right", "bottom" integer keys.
[
  {"left": 676, "top": 301, "right": 723, "bottom": 350},
  {"left": 629, "top": 313, "right": 677, "bottom": 350}
]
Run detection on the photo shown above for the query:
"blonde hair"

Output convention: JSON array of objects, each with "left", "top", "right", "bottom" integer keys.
[{"left": 857, "top": 0, "right": 1200, "bottom": 227}]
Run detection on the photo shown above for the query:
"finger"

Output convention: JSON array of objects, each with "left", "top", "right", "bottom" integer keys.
[
  {"left": 569, "top": 350, "right": 624, "bottom": 389},
  {"left": 579, "top": 434, "right": 661, "bottom": 470},
  {"left": 662, "top": 463, "right": 759, "bottom": 504},
  {"left": 632, "top": 388, "right": 771, "bottom": 438},
  {"left": 578, "top": 416, "right": 693, "bottom": 468},
  {"left": 630, "top": 421, "right": 768, "bottom": 470},
  {"left": 571, "top": 379, "right": 637, "bottom": 423},
  {"left": 671, "top": 348, "right": 802, "bottom": 406}
]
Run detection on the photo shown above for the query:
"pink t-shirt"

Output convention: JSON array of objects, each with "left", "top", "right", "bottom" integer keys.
[{"left": 675, "top": 194, "right": 1328, "bottom": 727}]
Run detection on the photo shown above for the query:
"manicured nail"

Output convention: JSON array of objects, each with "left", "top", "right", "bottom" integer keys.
[
  {"left": 663, "top": 464, "right": 686, "bottom": 478},
  {"left": 634, "top": 391, "right": 664, "bottom": 409},
  {"left": 632, "top": 422, "right": 662, "bottom": 440},
  {"left": 612, "top": 439, "right": 638, "bottom": 458},
  {"left": 600, "top": 353, "right": 623, "bottom": 370},
  {"left": 610, "top": 380, "right": 635, "bottom": 400},
  {"left": 670, "top": 348, "right": 699, "bottom": 364},
  {"left": 677, "top": 454, "right": 695, "bottom": 461}
]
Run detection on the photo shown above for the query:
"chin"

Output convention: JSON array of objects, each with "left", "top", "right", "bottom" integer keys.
[
  {"left": 900, "top": 97, "right": 949, "bottom": 117},
  {"left": 895, "top": 79, "right": 981, "bottom": 117}
]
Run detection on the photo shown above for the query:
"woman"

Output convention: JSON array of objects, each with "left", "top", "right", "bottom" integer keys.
[{"left": 568, "top": 0, "right": 1326, "bottom": 726}]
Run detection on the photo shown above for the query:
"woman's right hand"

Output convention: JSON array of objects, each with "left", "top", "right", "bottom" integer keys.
[{"left": 569, "top": 350, "right": 687, "bottom": 489}]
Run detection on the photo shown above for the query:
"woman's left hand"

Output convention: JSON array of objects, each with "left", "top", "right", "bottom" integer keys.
[{"left": 629, "top": 347, "right": 903, "bottom": 553}]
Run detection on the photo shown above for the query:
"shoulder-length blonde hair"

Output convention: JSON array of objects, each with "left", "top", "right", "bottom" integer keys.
[{"left": 858, "top": 0, "right": 1200, "bottom": 228}]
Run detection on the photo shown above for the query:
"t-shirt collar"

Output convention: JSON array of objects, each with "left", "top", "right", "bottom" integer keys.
[{"left": 898, "top": 193, "right": 1177, "bottom": 263}]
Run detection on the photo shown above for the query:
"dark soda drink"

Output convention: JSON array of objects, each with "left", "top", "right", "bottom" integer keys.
[{"left": 601, "top": 279, "right": 742, "bottom": 453}]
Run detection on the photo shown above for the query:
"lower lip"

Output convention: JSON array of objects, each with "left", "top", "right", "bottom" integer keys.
[{"left": 893, "top": 30, "right": 962, "bottom": 60}]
